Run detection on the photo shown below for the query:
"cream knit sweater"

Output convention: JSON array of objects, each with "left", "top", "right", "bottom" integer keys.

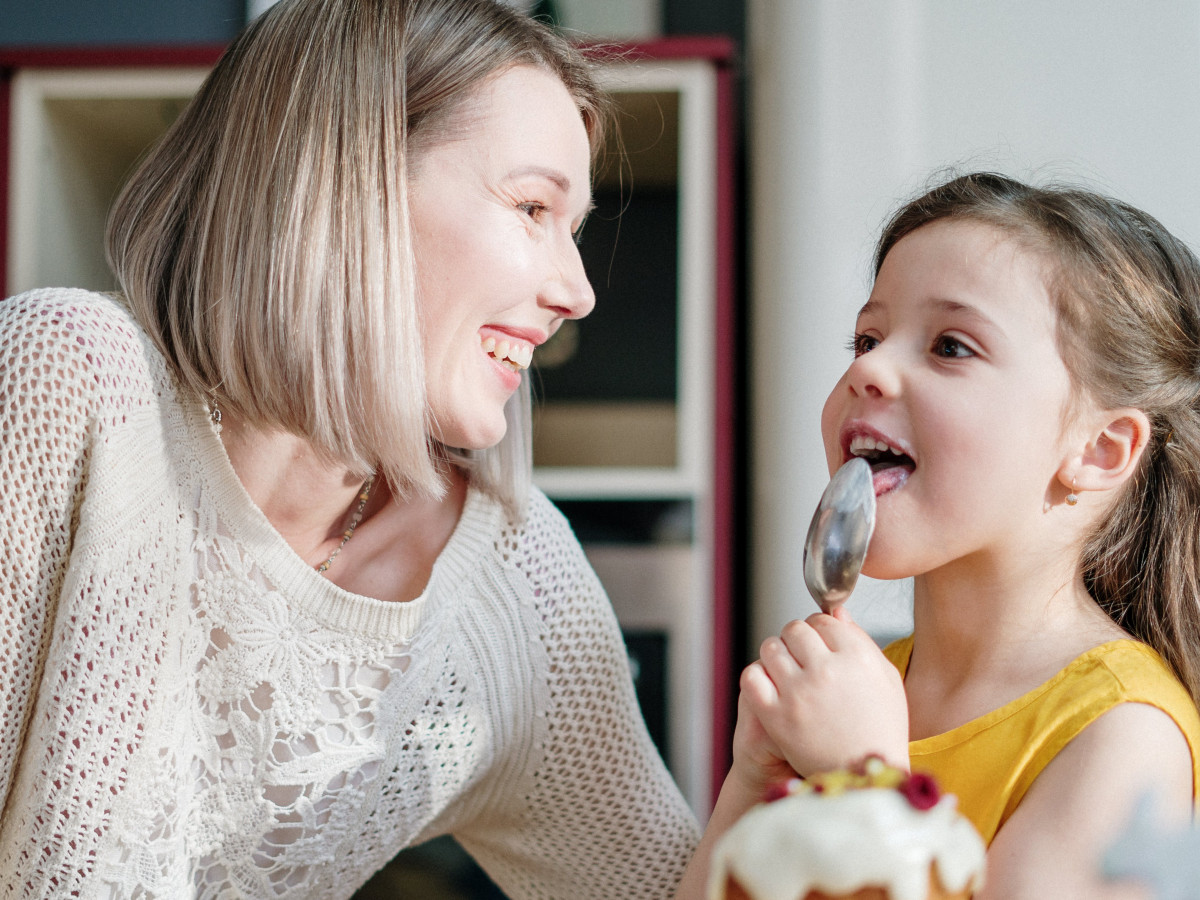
[{"left": 0, "top": 288, "right": 700, "bottom": 899}]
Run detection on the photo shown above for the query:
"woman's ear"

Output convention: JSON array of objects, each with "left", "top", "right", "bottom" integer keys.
[{"left": 1059, "top": 408, "right": 1151, "bottom": 496}]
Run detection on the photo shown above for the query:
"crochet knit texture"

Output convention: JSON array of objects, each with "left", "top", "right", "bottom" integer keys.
[{"left": 0, "top": 288, "right": 700, "bottom": 899}]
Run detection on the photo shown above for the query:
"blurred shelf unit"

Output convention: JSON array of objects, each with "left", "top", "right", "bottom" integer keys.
[{"left": 0, "top": 36, "right": 738, "bottom": 814}]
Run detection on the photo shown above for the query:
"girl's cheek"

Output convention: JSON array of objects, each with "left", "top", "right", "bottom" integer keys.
[{"left": 819, "top": 388, "right": 843, "bottom": 474}]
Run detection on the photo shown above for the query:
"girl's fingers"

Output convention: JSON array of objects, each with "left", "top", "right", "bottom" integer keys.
[
  {"left": 778, "top": 616, "right": 830, "bottom": 667},
  {"left": 740, "top": 660, "right": 780, "bottom": 706},
  {"left": 806, "top": 607, "right": 870, "bottom": 653},
  {"left": 757, "top": 633, "right": 803, "bottom": 687}
]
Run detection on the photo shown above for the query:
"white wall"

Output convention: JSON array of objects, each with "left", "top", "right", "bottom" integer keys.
[{"left": 747, "top": 0, "right": 1200, "bottom": 647}]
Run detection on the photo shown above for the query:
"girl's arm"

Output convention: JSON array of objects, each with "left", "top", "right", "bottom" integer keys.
[
  {"left": 673, "top": 692, "right": 801, "bottom": 899},
  {"left": 980, "top": 701, "right": 1192, "bottom": 899},
  {"left": 674, "top": 607, "right": 911, "bottom": 898}
]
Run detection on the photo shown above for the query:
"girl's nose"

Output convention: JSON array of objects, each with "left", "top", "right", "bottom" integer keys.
[
  {"left": 846, "top": 343, "right": 901, "bottom": 399},
  {"left": 540, "top": 240, "right": 596, "bottom": 320}
]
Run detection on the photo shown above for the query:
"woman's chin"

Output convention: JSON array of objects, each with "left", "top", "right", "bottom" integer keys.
[{"left": 435, "top": 420, "right": 508, "bottom": 453}]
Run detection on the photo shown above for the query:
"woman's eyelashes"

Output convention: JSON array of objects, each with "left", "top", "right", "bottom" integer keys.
[
  {"left": 571, "top": 215, "right": 589, "bottom": 246},
  {"left": 517, "top": 199, "right": 589, "bottom": 249},
  {"left": 517, "top": 200, "right": 548, "bottom": 221}
]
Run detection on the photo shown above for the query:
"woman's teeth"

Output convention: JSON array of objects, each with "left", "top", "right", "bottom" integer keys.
[{"left": 481, "top": 336, "right": 533, "bottom": 371}]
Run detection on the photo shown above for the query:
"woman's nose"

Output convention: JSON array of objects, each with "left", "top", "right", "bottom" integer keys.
[{"left": 540, "top": 239, "right": 596, "bottom": 320}]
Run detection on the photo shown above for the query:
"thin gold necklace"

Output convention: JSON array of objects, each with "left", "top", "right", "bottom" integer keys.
[
  {"left": 208, "top": 396, "right": 375, "bottom": 575},
  {"left": 316, "top": 473, "right": 375, "bottom": 575}
]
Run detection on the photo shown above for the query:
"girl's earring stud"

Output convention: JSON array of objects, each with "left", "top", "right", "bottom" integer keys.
[{"left": 1066, "top": 478, "right": 1079, "bottom": 507}]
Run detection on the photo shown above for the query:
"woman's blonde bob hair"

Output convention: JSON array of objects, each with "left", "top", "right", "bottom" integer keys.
[{"left": 106, "top": 0, "right": 609, "bottom": 508}]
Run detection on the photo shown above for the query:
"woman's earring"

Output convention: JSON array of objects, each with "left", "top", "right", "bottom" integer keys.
[{"left": 1066, "top": 477, "right": 1079, "bottom": 506}]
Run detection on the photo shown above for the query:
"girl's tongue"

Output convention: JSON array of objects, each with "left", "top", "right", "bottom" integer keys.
[
  {"left": 847, "top": 433, "right": 915, "bottom": 497},
  {"left": 871, "top": 462, "right": 911, "bottom": 497},
  {"left": 853, "top": 443, "right": 916, "bottom": 497}
]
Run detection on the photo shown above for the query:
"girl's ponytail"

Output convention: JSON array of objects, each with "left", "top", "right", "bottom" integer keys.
[{"left": 1087, "top": 414, "right": 1200, "bottom": 705}]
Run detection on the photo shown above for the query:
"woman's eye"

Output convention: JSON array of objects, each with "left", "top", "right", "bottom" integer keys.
[
  {"left": 932, "top": 334, "right": 973, "bottom": 358},
  {"left": 518, "top": 201, "right": 548, "bottom": 220},
  {"left": 848, "top": 333, "right": 878, "bottom": 357}
]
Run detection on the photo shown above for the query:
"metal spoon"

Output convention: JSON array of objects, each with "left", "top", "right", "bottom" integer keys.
[{"left": 802, "top": 457, "right": 877, "bottom": 613}]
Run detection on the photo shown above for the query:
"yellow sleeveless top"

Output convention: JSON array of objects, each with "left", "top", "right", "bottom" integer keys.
[{"left": 883, "top": 638, "right": 1200, "bottom": 844}]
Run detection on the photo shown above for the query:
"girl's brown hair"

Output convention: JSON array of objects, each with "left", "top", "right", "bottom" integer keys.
[
  {"left": 876, "top": 171, "right": 1200, "bottom": 706},
  {"left": 106, "top": 0, "right": 609, "bottom": 506}
]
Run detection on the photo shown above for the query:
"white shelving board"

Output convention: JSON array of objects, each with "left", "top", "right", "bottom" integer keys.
[
  {"left": 7, "top": 67, "right": 208, "bottom": 295},
  {"left": 533, "top": 58, "right": 720, "bottom": 814}
]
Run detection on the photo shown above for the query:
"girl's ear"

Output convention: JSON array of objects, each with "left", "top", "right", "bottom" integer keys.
[{"left": 1060, "top": 408, "right": 1151, "bottom": 495}]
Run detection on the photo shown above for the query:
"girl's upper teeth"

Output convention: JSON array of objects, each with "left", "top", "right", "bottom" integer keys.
[
  {"left": 481, "top": 335, "right": 533, "bottom": 370},
  {"left": 850, "top": 435, "right": 899, "bottom": 456}
]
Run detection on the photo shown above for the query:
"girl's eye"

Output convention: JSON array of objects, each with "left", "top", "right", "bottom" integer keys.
[
  {"left": 848, "top": 332, "right": 878, "bottom": 357},
  {"left": 932, "top": 334, "right": 973, "bottom": 358}
]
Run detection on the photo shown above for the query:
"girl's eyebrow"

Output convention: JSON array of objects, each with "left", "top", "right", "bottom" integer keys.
[
  {"left": 929, "top": 298, "right": 1002, "bottom": 332},
  {"left": 856, "top": 297, "right": 1005, "bottom": 336}
]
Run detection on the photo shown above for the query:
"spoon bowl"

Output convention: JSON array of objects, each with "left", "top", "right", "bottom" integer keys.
[{"left": 802, "top": 457, "right": 877, "bottom": 613}]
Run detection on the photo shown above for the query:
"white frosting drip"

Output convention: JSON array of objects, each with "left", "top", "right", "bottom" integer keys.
[{"left": 707, "top": 789, "right": 986, "bottom": 900}]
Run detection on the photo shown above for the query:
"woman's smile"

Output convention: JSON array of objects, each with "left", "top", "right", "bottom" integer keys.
[
  {"left": 409, "top": 65, "right": 595, "bottom": 451},
  {"left": 480, "top": 333, "right": 536, "bottom": 372}
]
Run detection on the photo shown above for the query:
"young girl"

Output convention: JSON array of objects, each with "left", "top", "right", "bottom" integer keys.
[{"left": 740, "top": 172, "right": 1200, "bottom": 896}]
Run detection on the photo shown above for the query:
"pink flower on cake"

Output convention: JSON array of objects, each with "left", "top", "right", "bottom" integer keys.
[{"left": 900, "top": 772, "right": 941, "bottom": 810}]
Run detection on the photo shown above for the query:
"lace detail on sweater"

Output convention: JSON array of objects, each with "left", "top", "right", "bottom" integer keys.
[{"left": 0, "top": 289, "right": 699, "bottom": 900}]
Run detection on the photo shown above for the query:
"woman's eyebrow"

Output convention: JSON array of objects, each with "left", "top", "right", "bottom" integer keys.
[
  {"left": 507, "top": 165, "right": 571, "bottom": 193},
  {"left": 507, "top": 165, "right": 595, "bottom": 216}
]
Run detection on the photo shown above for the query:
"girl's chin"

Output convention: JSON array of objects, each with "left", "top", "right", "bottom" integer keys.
[
  {"left": 859, "top": 561, "right": 919, "bottom": 583},
  {"left": 858, "top": 541, "right": 921, "bottom": 582}
]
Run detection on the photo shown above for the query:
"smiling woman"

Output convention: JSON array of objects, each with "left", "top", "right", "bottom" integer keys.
[
  {"left": 408, "top": 64, "right": 596, "bottom": 453},
  {"left": 0, "top": 1, "right": 712, "bottom": 897}
]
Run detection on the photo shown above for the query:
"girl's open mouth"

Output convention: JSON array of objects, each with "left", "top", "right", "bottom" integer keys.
[{"left": 848, "top": 434, "right": 915, "bottom": 496}]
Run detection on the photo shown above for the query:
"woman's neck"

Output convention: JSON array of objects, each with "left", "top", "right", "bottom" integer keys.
[
  {"left": 218, "top": 411, "right": 373, "bottom": 562},
  {"left": 216, "top": 409, "right": 468, "bottom": 602}
]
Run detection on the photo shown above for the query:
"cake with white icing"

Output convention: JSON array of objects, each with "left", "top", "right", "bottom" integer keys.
[{"left": 708, "top": 758, "right": 986, "bottom": 900}]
